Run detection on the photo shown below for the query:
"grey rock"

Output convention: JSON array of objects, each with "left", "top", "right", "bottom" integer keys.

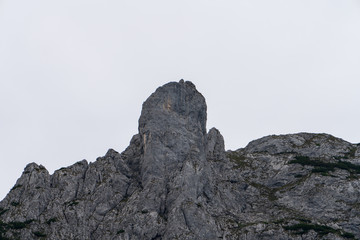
[{"left": 1, "top": 80, "right": 359, "bottom": 240}]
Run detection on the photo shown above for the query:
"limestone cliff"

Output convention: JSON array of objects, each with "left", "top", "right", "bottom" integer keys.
[{"left": 1, "top": 80, "right": 359, "bottom": 240}]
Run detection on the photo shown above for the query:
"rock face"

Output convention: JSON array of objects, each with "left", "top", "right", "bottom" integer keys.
[{"left": 1, "top": 80, "right": 360, "bottom": 240}]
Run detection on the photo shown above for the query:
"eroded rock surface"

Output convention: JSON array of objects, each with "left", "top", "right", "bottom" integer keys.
[{"left": 1, "top": 81, "right": 360, "bottom": 240}]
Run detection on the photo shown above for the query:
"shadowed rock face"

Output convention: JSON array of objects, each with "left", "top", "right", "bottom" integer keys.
[{"left": 1, "top": 80, "right": 360, "bottom": 240}]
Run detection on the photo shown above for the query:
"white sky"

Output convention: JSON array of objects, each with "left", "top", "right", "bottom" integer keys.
[{"left": 1, "top": 0, "right": 360, "bottom": 200}]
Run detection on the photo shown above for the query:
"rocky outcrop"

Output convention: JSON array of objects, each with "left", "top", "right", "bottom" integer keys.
[{"left": 1, "top": 80, "right": 360, "bottom": 240}]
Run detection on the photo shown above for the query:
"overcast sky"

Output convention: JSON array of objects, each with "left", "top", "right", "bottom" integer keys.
[{"left": 1, "top": 0, "right": 360, "bottom": 200}]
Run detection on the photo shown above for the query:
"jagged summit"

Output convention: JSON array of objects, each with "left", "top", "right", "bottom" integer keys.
[
  {"left": 1, "top": 81, "right": 360, "bottom": 240},
  {"left": 139, "top": 80, "right": 207, "bottom": 135}
]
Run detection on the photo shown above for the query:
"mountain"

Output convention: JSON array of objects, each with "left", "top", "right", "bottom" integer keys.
[{"left": 1, "top": 80, "right": 359, "bottom": 240}]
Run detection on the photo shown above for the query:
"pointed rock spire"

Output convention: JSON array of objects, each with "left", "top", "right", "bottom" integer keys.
[{"left": 138, "top": 80, "right": 207, "bottom": 137}]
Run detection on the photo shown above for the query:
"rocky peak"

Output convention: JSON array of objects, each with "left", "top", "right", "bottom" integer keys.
[
  {"left": 1, "top": 81, "right": 359, "bottom": 240},
  {"left": 138, "top": 80, "right": 207, "bottom": 137},
  {"left": 134, "top": 80, "right": 219, "bottom": 238},
  {"left": 136, "top": 80, "right": 209, "bottom": 194},
  {"left": 206, "top": 127, "right": 226, "bottom": 161}
]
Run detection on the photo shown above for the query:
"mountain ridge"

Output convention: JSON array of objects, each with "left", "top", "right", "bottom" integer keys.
[{"left": 1, "top": 80, "right": 359, "bottom": 240}]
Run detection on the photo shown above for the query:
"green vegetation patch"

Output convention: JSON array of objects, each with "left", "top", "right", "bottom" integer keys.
[
  {"left": 227, "top": 152, "right": 249, "bottom": 169},
  {"left": 65, "top": 200, "right": 79, "bottom": 207},
  {"left": 10, "top": 202, "right": 20, "bottom": 207},
  {"left": 342, "top": 232, "right": 356, "bottom": 239},
  {"left": 1, "top": 220, "right": 34, "bottom": 230},
  {"left": 0, "top": 220, "right": 7, "bottom": 234},
  {"left": 283, "top": 223, "right": 355, "bottom": 239},
  {"left": 117, "top": 229, "right": 125, "bottom": 234},
  {"left": 33, "top": 231, "right": 46, "bottom": 237},
  {"left": 46, "top": 217, "right": 57, "bottom": 225},
  {"left": 248, "top": 182, "right": 278, "bottom": 201},
  {"left": 0, "top": 208, "right": 8, "bottom": 216},
  {"left": 120, "top": 196, "right": 129, "bottom": 203},
  {"left": 0, "top": 219, "right": 34, "bottom": 239},
  {"left": 7, "top": 222, "right": 27, "bottom": 230},
  {"left": 284, "top": 223, "right": 336, "bottom": 236},
  {"left": 289, "top": 156, "right": 360, "bottom": 175}
]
